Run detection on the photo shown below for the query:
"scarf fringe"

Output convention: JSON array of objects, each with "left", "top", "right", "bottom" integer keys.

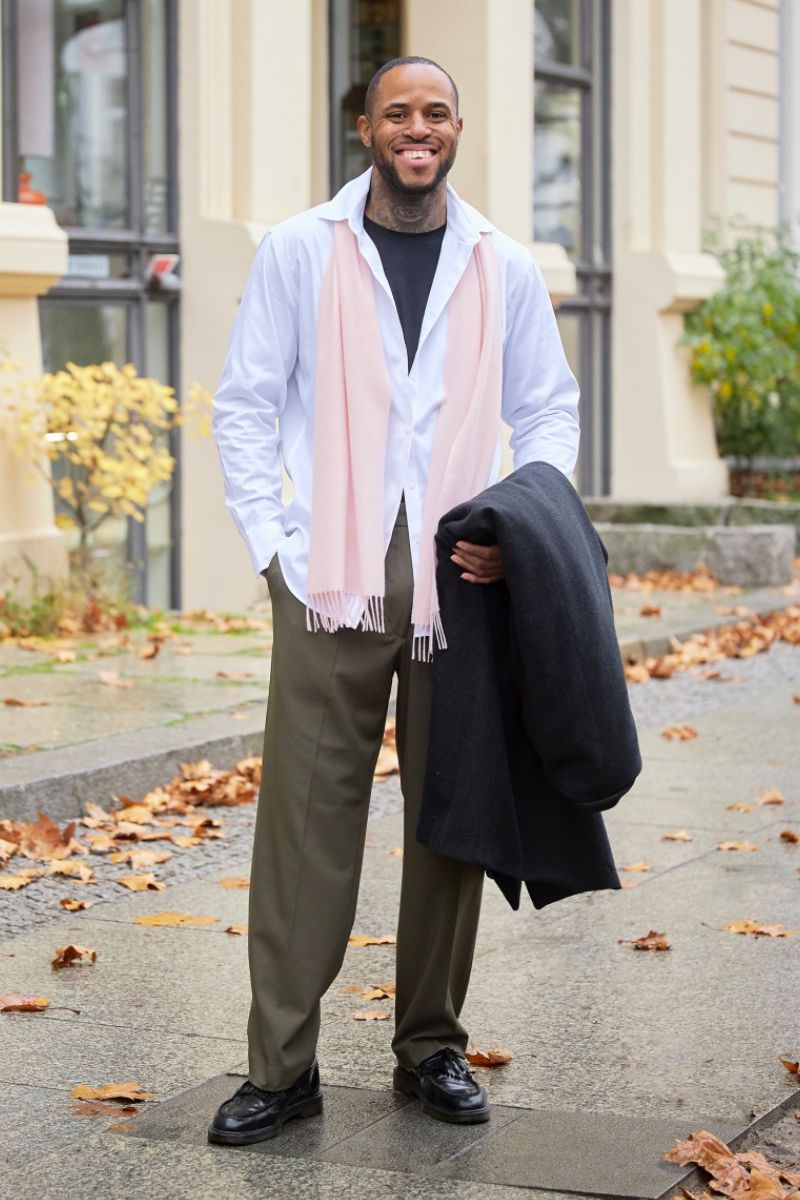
[
  {"left": 411, "top": 609, "right": 448, "bottom": 662},
  {"left": 305, "top": 592, "right": 386, "bottom": 636}
]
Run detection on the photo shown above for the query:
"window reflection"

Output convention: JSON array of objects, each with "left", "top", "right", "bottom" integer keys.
[
  {"left": 534, "top": 0, "right": 582, "bottom": 66},
  {"left": 533, "top": 80, "right": 581, "bottom": 256},
  {"left": 17, "top": 0, "right": 128, "bottom": 229}
]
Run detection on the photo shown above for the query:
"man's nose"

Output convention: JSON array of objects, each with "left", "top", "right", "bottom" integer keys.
[{"left": 406, "top": 112, "right": 430, "bottom": 139}]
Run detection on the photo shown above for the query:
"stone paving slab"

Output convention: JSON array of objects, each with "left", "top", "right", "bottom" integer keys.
[{"left": 2, "top": 1133, "right": 564, "bottom": 1200}]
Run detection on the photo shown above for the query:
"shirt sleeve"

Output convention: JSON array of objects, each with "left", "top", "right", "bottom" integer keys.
[
  {"left": 500, "top": 253, "right": 580, "bottom": 478},
  {"left": 211, "top": 230, "right": 299, "bottom": 576}
]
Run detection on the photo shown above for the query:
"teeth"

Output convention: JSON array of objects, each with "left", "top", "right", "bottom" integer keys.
[{"left": 402, "top": 150, "right": 432, "bottom": 159}]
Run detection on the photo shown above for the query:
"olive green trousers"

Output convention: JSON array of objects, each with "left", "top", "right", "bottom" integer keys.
[{"left": 246, "top": 495, "right": 485, "bottom": 1091}]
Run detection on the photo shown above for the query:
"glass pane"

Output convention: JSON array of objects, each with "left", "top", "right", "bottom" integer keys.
[
  {"left": 142, "top": 0, "right": 171, "bottom": 234},
  {"left": 39, "top": 301, "right": 131, "bottom": 581},
  {"left": 17, "top": 0, "right": 129, "bottom": 229},
  {"left": 533, "top": 80, "right": 582, "bottom": 257},
  {"left": 534, "top": 0, "right": 582, "bottom": 66},
  {"left": 329, "top": 0, "right": 402, "bottom": 191},
  {"left": 65, "top": 252, "right": 132, "bottom": 279},
  {"left": 144, "top": 302, "right": 173, "bottom": 609}
]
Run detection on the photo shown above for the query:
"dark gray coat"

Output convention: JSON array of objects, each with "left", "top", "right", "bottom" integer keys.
[{"left": 417, "top": 461, "right": 642, "bottom": 910}]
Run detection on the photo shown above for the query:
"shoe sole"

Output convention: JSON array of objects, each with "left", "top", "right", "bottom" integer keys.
[
  {"left": 207, "top": 1094, "right": 323, "bottom": 1146},
  {"left": 392, "top": 1067, "right": 490, "bottom": 1124}
]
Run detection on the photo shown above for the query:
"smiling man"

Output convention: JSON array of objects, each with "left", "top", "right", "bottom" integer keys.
[{"left": 208, "top": 56, "right": 580, "bottom": 1146}]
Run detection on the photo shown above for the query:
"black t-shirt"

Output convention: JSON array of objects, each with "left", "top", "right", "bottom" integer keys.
[{"left": 363, "top": 214, "right": 446, "bottom": 369}]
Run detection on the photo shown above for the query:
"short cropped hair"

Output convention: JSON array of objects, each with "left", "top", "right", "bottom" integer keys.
[{"left": 364, "top": 56, "right": 459, "bottom": 120}]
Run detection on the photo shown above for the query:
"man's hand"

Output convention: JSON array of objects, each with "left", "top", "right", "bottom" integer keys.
[{"left": 450, "top": 541, "right": 505, "bottom": 584}]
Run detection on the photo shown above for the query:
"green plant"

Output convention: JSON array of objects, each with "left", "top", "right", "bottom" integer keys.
[
  {"left": 0, "top": 553, "right": 142, "bottom": 640},
  {"left": 679, "top": 219, "right": 800, "bottom": 467}
]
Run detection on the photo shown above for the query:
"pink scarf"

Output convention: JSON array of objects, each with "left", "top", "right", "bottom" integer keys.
[{"left": 305, "top": 219, "right": 502, "bottom": 660}]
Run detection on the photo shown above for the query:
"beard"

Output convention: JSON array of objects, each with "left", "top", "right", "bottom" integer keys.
[{"left": 372, "top": 141, "right": 457, "bottom": 195}]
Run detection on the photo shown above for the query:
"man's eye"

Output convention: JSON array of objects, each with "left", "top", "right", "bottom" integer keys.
[
  {"left": 430, "top": 111, "right": 447, "bottom": 119},
  {"left": 387, "top": 112, "right": 405, "bottom": 120}
]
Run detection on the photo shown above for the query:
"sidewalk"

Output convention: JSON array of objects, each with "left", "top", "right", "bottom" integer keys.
[{"left": 1, "top": 583, "right": 799, "bottom": 1198}]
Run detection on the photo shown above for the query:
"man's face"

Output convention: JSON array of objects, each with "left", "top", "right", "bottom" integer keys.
[{"left": 357, "top": 64, "right": 462, "bottom": 195}]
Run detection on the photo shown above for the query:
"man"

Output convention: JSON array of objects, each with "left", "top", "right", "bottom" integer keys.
[{"left": 208, "top": 56, "right": 580, "bottom": 1146}]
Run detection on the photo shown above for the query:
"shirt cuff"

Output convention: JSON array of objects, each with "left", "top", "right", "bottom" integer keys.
[{"left": 242, "top": 516, "right": 287, "bottom": 576}]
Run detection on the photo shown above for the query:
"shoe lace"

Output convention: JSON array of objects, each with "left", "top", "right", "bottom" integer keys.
[{"left": 433, "top": 1048, "right": 475, "bottom": 1080}]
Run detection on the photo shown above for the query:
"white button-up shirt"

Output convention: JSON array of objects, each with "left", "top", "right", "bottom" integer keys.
[{"left": 212, "top": 167, "right": 580, "bottom": 628}]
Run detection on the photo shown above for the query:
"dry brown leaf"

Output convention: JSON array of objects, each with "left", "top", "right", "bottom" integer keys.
[
  {"left": 55, "top": 649, "right": 77, "bottom": 663},
  {"left": 779, "top": 830, "right": 799, "bottom": 843},
  {"left": 0, "top": 869, "right": 46, "bottom": 890},
  {"left": 618, "top": 929, "right": 671, "bottom": 951},
  {"left": 726, "top": 802, "right": 756, "bottom": 813},
  {"left": 109, "top": 849, "right": 173, "bottom": 869},
  {"left": 0, "top": 993, "right": 49, "bottom": 1012},
  {"left": 620, "top": 879, "right": 640, "bottom": 889},
  {"left": 3, "top": 697, "right": 48, "bottom": 707},
  {"left": 779, "top": 1057, "right": 799, "bottom": 1075},
  {"left": 661, "top": 725, "right": 699, "bottom": 741},
  {"left": 386, "top": 848, "right": 403, "bottom": 858},
  {"left": 756, "top": 788, "right": 785, "bottom": 806},
  {"left": 620, "top": 860, "right": 652, "bottom": 872},
  {"left": 360, "top": 986, "right": 394, "bottom": 1001},
  {"left": 46, "top": 861, "right": 95, "bottom": 882},
  {"left": 465, "top": 1044, "right": 513, "bottom": 1067},
  {"left": 59, "top": 898, "right": 92, "bottom": 911},
  {"left": 624, "top": 662, "right": 651, "bottom": 683},
  {"left": 639, "top": 604, "right": 662, "bottom": 618},
  {"left": 97, "top": 670, "right": 135, "bottom": 688},
  {"left": 723, "top": 920, "right": 794, "bottom": 938},
  {"left": 215, "top": 670, "right": 255, "bottom": 680},
  {"left": 138, "top": 642, "right": 160, "bottom": 660},
  {"left": 132, "top": 911, "right": 218, "bottom": 927},
  {"left": 717, "top": 841, "right": 760, "bottom": 852},
  {"left": 348, "top": 933, "right": 397, "bottom": 948},
  {"left": 225, "top": 924, "right": 248, "bottom": 935},
  {"left": 70, "top": 1081, "right": 156, "bottom": 1103},
  {"left": 353, "top": 1010, "right": 390, "bottom": 1021},
  {"left": 52, "top": 944, "right": 97, "bottom": 970},
  {"left": 663, "top": 829, "right": 694, "bottom": 842},
  {"left": 118, "top": 873, "right": 166, "bottom": 892},
  {"left": 171, "top": 836, "right": 202, "bottom": 848},
  {"left": 217, "top": 876, "right": 250, "bottom": 889},
  {"left": 71, "top": 1098, "right": 139, "bottom": 1119}
]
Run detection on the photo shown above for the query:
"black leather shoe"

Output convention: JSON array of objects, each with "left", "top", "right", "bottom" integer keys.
[
  {"left": 393, "top": 1047, "right": 490, "bottom": 1123},
  {"left": 207, "top": 1058, "right": 322, "bottom": 1145}
]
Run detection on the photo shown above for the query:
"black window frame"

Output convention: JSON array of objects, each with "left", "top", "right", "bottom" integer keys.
[
  {"left": 534, "top": 0, "right": 612, "bottom": 495},
  {"left": 1, "top": 0, "right": 182, "bottom": 609}
]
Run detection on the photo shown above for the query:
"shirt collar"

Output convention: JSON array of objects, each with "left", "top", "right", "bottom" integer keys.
[{"left": 318, "top": 166, "right": 494, "bottom": 245}]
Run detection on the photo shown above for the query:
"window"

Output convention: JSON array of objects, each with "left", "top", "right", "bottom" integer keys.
[
  {"left": 534, "top": 0, "right": 611, "bottom": 494},
  {"left": 2, "top": 0, "right": 180, "bottom": 608},
  {"left": 329, "top": 0, "right": 401, "bottom": 193}
]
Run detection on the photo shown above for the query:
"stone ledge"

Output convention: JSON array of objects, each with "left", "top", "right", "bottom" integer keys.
[{"left": 594, "top": 522, "right": 796, "bottom": 587}]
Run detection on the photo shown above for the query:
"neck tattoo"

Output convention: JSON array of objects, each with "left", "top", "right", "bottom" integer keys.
[{"left": 366, "top": 179, "right": 446, "bottom": 234}]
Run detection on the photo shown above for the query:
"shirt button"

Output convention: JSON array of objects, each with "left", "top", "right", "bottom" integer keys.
[{"left": 404, "top": 425, "right": 411, "bottom": 435}]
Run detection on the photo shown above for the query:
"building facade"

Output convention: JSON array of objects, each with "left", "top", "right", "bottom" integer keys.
[{"left": 0, "top": 0, "right": 797, "bottom": 611}]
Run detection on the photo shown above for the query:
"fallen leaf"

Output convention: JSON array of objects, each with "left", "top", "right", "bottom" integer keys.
[
  {"left": 618, "top": 929, "right": 670, "bottom": 951},
  {"left": 0, "top": 993, "right": 49, "bottom": 1012},
  {"left": 117, "top": 873, "right": 166, "bottom": 892},
  {"left": 726, "top": 802, "right": 756, "bottom": 813},
  {"left": 3, "top": 697, "right": 48, "bottom": 707},
  {"left": 0, "top": 869, "right": 46, "bottom": 890},
  {"left": 225, "top": 924, "right": 248, "bottom": 935},
  {"left": 624, "top": 662, "right": 651, "bottom": 683},
  {"left": 663, "top": 829, "right": 694, "bottom": 842},
  {"left": 619, "top": 860, "right": 652, "bottom": 872},
  {"left": 386, "top": 848, "right": 403, "bottom": 858},
  {"left": 465, "top": 1044, "right": 513, "bottom": 1067},
  {"left": 660, "top": 725, "right": 699, "bottom": 741},
  {"left": 353, "top": 1010, "right": 390, "bottom": 1021},
  {"left": 348, "top": 933, "right": 397, "bottom": 948},
  {"left": 138, "top": 642, "right": 160, "bottom": 660},
  {"left": 59, "top": 898, "right": 92, "bottom": 911},
  {"left": 717, "top": 841, "right": 760, "bottom": 852},
  {"left": 620, "top": 879, "right": 640, "bottom": 889},
  {"left": 360, "top": 986, "right": 394, "bottom": 1001},
  {"left": 70, "top": 1081, "right": 156, "bottom": 1103},
  {"left": 779, "top": 830, "right": 799, "bottom": 843},
  {"left": 132, "top": 911, "right": 218, "bottom": 927},
  {"left": 52, "top": 944, "right": 97, "bottom": 970},
  {"left": 639, "top": 604, "right": 662, "bottom": 618},
  {"left": 97, "top": 670, "right": 135, "bottom": 688},
  {"left": 756, "top": 787, "right": 785, "bottom": 806},
  {"left": 723, "top": 920, "right": 794, "bottom": 938},
  {"left": 71, "top": 1099, "right": 139, "bottom": 1119},
  {"left": 781, "top": 1058, "right": 799, "bottom": 1076},
  {"left": 46, "top": 861, "right": 95, "bottom": 882},
  {"left": 217, "top": 876, "right": 250, "bottom": 889},
  {"left": 109, "top": 849, "right": 173, "bottom": 869}
]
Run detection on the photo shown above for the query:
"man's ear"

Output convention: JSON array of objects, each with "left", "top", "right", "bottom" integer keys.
[{"left": 356, "top": 114, "right": 373, "bottom": 149}]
